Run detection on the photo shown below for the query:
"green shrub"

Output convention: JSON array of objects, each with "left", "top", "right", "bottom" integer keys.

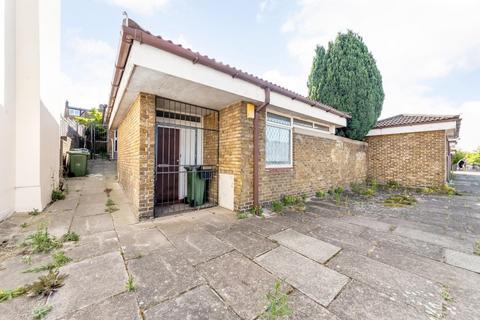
[
  {"left": 271, "top": 201, "right": 284, "bottom": 213},
  {"left": 51, "top": 189, "right": 65, "bottom": 201}
]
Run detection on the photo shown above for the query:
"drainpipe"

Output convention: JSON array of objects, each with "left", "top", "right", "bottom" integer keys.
[{"left": 253, "top": 87, "right": 270, "bottom": 213}]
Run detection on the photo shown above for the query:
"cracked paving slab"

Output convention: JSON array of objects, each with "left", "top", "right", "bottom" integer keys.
[
  {"left": 327, "top": 250, "right": 444, "bottom": 318},
  {"left": 197, "top": 250, "right": 286, "bottom": 320},
  {"left": 255, "top": 246, "right": 349, "bottom": 307},
  {"left": 444, "top": 249, "right": 480, "bottom": 274},
  {"left": 127, "top": 246, "right": 204, "bottom": 310},
  {"left": 46, "top": 251, "right": 128, "bottom": 319}
]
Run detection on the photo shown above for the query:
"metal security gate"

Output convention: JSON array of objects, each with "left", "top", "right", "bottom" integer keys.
[{"left": 154, "top": 97, "right": 219, "bottom": 217}]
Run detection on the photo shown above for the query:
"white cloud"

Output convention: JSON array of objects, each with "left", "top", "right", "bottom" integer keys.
[
  {"left": 272, "top": 0, "right": 480, "bottom": 150},
  {"left": 256, "top": 0, "right": 276, "bottom": 22},
  {"left": 262, "top": 70, "right": 306, "bottom": 95},
  {"left": 62, "top": 37, "right": 115, "bottom": 108},
  {"left": 103, "top": 0, "right": 169, "bottom": 16}
]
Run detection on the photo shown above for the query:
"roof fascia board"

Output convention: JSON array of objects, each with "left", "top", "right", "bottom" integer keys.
[
  {"left": 367, "top": 121, "right": 457, "bottom": 136},
  {"left": 110, "top": 41, "right": 346, "bottom": 127}
]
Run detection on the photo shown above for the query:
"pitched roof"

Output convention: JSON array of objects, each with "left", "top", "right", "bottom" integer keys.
[
  {"left": 105, "top": 18, "right": 350, "bottom": 124},
  {"left": 374, "top": 114, "right": 461, "bottom": 129}
]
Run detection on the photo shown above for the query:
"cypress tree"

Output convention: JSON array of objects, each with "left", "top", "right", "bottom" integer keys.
[{"left": 307, "top": 30, "right": 384, "bottom": 140}]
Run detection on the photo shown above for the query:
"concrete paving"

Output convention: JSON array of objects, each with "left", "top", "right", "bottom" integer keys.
[{"left": 0, "top": 162, "right": 479, "bottom": 320}]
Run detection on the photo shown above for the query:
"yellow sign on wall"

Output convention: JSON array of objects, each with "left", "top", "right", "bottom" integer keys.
[{"left": 246, "top": 103, "right": 255, "bottom": 119}]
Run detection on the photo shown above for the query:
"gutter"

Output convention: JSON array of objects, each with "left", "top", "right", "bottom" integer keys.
[
  {"left": 105, "top": 18, "right": 351, "bottom": 126},
  {"left": 253, "top": 88, "right": 270, "bottom": 213}
]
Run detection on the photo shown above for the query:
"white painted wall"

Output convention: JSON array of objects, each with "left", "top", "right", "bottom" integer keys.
[{"left": 0, "top": 0, "right": 61, "bottom": 220}]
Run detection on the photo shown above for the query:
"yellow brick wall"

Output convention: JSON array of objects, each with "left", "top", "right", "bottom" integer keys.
[
  {"left": 218, "top": 103, "right": 367, "bottom": 210},
  {"left": 117, "top": 93, "right": 155, "bottom": 219},
  {"left": 365, "top": 130, "right": 446, "bottom": 187}
]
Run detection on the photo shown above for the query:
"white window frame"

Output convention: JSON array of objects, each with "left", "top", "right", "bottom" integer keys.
[{"left": 265, "top": 112, "right": 293, "bottom": 169}]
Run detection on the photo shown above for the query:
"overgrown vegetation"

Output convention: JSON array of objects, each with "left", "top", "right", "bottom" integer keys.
[
  {"left": 328, "top": 187, "right": 345, "bottom": 204},
  {"left": 249, "top": 205, "right": 264, "bottom": 217},
  {"left": 28, "top": 269, "right": 67, "bottom": 297},
  {"left": 23, "top": 251, "right": 72, "bottom": 273},
  {"left": 416, "top": 185, "right": 460, "bottom": 196},
  {"left": 51, "top": 189, "right": 66, "bottom": 201},
  {"left": 61, "top": 231, "right": 80, "bottom": 242},
  {"left": 386, "top": 180, "right": 401, "bottom": 190},
  {"left": 271, "top": 201, "right": 284, "bottom": 213},
  {"left": 350, "top": 182, "right": 376, "bottom": 197},
  {"left": 0, "top": 287, "right": 28, "bottom": 302},
  {"left": 384, "top": 194, "right": 417, "bottom": 207},
  {"left": 126, "top": 274, "right": 135, "bottom": 292},
  {"left": 441, "top": 285, "right": 453, "bottom": 302},
  {"left": 20, "top": 222, "right": 28, "bottom": 228},
  {"left": 22, "top": 227, "right": 61, "bottom": 253},
  {"left": 474, "top": 240, "right": 480, "bottom": 256},
  {"left": 33, "top": 305, "right": 53, "bottom": 320},
  {"left": 315, "top": 190, "right": 325, "bottom": 198},
  {"left": 236, "top": 212, "right": 250, "bottom": 220},
  {"left": 261, "top": 280, "right": 292, "bottom": 320},
  {"left": 28, "top": 209, "right": 41, "bottom": 216},
  {"left": 105, "top": 198, "right": 119, "bottom": 213},
  {"left": 452, "top": 147, "right": 480, "bottom": 166}
]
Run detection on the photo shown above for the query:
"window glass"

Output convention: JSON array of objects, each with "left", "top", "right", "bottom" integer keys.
[
  {"left": 314, "top": 123, "right": 330, "bottom": 131},
  {"left": 266, "top": 123, "right": 291, "bottom": 166},
  {"left": 293, "top": 118, "right": 313, "bottom": 128},
  {"left": 267, "top": 112, "right": 291, "bottom": 126}
]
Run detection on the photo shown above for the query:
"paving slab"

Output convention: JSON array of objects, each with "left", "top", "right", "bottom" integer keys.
[
  {"left": 360, "top": 228, "right": 444, "bottom": 261},
  {"left": 269, "top": 229, "right": 341, "bottom": 263},
  {"left": 58, "top": 292, "right": 140, "bottom": 320},
  {"left": 0, "top": 296, "right": 46, "bottom": 320},
  {"left": 308, "top": 224, "right": 374, "bottom": 255},
  {"left": 240, "top": 217, "right": 287, "bottom": 236},
  {"left": 71, "top": 213, "right": 114, "bottom": 236},
  {"left": 367, "top": 244, "right": 480, "bottom": 291},
  {"left": 62, "top": 230, "right": 120, "bottom": 262},
  {"left": 47, "top": 251, "right": 128, "bottom": 319},
  {"left": 143, "top": 285, "right": 239, "bottom": 320},
  {"left": 255, "top": 246, "right": 348, "bottom": 307},
  {"left": 75, "top": 203, "right": 107, "bottom": 217},
  {"left": 444, "top": 249, "right": 480, "bottom": 273},
  {"left": 45, "top": 198, "right": 79, "bottom": 213},
  {"left": 169, "top": 230, "right": 232, "bottom": 265},
  {"left": 214, "top": 227, "right": 277, "bottom": 259},
  {"left": 394, "top": 226, "right": 473, "bottom": 252},
  {"left": 341, "top": 216, "right": 393, "bottom": 232},
  {"left": 327, "top": 250, "right": 443, "bottom": 318},
  {"left": 0, "top": 253, "right": 51, "bottom": 289},
  {"left": 197, "top": 251, "right": 285, "bottom": 320},
  {"left": 286, "top": 291, "right": 339, "bottom": 320},
  {"left": 118, "top": 227, "right": 172, "bottom": 260},
  {"left": 127, "top": 247, "right": 204, "bottom": 309},
  {"left": 329, "top": 280, "right": 427, "bottom": 320}
]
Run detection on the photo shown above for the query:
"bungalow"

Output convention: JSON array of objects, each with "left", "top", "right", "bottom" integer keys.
[
  {"left": 366, "top": 114, "right": 461, "bottom": 187},
  {"left": 105, "top": 18, "right": 367, "bottom": 220}
]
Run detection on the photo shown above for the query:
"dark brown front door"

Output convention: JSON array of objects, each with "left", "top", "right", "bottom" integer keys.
[{"left": 156, "top": 127, "right": 180, "bottom": 204}]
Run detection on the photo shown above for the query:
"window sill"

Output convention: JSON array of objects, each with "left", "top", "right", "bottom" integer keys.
[{"left": 265, "top": 166, "right": 293, "bottom": 173}]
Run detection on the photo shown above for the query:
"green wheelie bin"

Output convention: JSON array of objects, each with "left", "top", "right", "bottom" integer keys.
[
  {"left": 185, "top": 166, "right": 206, "bottom": 207},
  {"left": 68, "top": 149, "right": 90, "bottom": 177}
]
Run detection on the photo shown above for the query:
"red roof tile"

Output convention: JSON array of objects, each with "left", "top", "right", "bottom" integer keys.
[{"left": 374, "top": 114, "right": 460, "bottom": 129}]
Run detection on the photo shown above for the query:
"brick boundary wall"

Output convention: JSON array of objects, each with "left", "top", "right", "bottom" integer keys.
[{"left": 365, "top": 130, "right": 446, "bottom": 187}]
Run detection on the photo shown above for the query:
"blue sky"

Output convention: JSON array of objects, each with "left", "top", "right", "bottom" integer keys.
[{"left": 62, "top": 0, "right": 480, "bottom": 151}]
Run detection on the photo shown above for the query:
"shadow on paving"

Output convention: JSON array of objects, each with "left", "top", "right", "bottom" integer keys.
[{"left": 1, "top": 161, "right": 480, "bottom": 319}]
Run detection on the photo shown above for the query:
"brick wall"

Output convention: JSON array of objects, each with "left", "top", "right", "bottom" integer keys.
[
  {"left": 365, "top": 130, "right": 446, "bottom": 187},
  {"left": 117, "top": 93, "right": 155, "bottom": 219},
  {"left": 218, "top": 102, "right": 367, "bottom": 211}
]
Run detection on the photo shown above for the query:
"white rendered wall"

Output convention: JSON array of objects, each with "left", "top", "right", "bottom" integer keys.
[
  {"left": 0, "top": 0, "right": 16, "bottom": 220},
  {"left": 0, "top": 0, "right": 61, "bottom": 219}
]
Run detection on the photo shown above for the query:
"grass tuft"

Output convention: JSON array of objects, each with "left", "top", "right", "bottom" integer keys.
[
  {"left": 28, "top": 209, "right": 41, "bottom": 216},
  {"left": 384, "top": 194, "right": 417, "bottom": 207},
  {"left": 0, "top": 287, "right": 28, "bottom": 302},
  {"left": 33, "top": 305, "right": 53, "bottom": 320},
  {"left": 236, "top": 212, "right": 250, "bottom": 220},
  {"left": 315, "top": 190, "right": 325, "bottom": 198},
  {"left": 441, "top": 285, "right": 453, "bottom": 302},
  {"left": 261, "top": 280, "right": 292, "bottom": 320},
  {"left": 474, "top": 240, "right": 480, "bottom": 256},
  {"left": 27, "top": 269, "right": 68, "bottom": 297},
  {"left": 61, "top": 231, "right": 80, "bottom": 242},
  {"left": 271, "top": 201, "right": 284, "bottom": 213},
  {"left": 126, "top": 274, "right": 135, "bottom": 292},
  {"left": 23, "top": 227, "right": 61, "bottom": 253},
  {"left": 51, "top": 189, "right": 66, "bottom": 202}
]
